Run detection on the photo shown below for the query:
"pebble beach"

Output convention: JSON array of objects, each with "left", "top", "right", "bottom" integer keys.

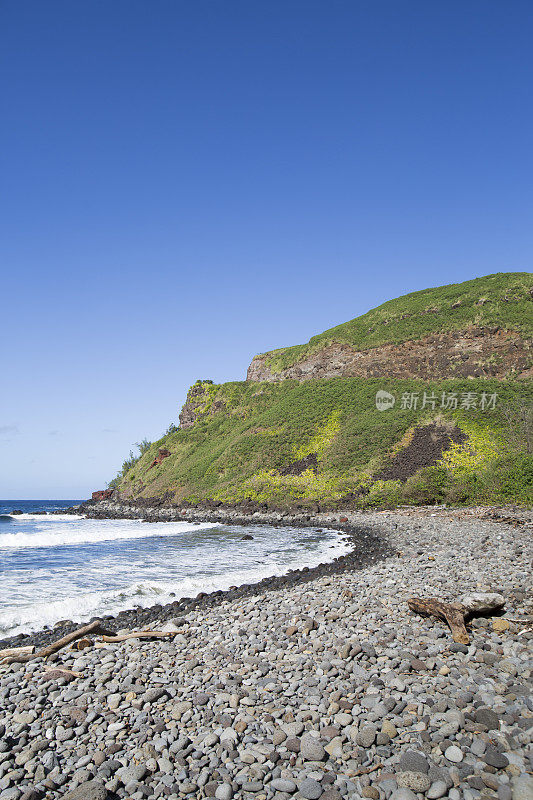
[{"left": 0, "top": 506, "right": 531, "bottom": 800}]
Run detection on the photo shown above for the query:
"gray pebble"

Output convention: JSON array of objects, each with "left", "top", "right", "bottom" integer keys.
[{"left": 299, "top": 778, "right": 323, "bottom": 799}]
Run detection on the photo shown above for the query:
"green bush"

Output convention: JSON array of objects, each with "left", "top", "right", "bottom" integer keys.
[
  {"left": 402, "top": 466, "right": 449, "bottom": 505},
  {"left": 480, "top": 454, "right": 533, "bottom": 503}
]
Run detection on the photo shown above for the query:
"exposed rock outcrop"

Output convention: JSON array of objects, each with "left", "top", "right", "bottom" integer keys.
[
  {"left": 91, "top": 489, "right": 114, "bottom": 501},
  {"left": 279, "top": 452, "right": 319, "bottom": 476},
  {"left": 374, "top": 423, "right": 466, "bottom": 482},
  {"left": 179, "top": 381, "right": 226, "bottom": 429},
  {"left": 247, "top": 327, "right": 532, "bottom": 383},
  {"left": 149, "top": 448, "right": 171, "bottom": 469}
]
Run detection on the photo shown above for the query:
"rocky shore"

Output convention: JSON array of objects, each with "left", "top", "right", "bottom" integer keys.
[{"left": 0, "top": 506, "right": 531, "bottom": 800}]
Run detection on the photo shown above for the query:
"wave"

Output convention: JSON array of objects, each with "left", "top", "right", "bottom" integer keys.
[
  {"left": 0, "top": 519, "right": 220, "bottom": 549},
  {"left": 0, "top": 529, "right": 351, "bottom": 636}
]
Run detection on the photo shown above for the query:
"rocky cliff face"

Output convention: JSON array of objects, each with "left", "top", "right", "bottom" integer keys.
[
  {"left": 247, "top": 327, "right": 532, "bottom": 383},
  {"left": 179, "top": 381, "right": 226, "bottom": 429}
]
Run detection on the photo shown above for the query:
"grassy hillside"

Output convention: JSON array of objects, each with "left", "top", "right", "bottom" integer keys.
[
  {"left": 115, "top": 377, "right": 533, "bottom": 508},
  {"left": 260, "top": 272, "right": 533, "bottom": 373}
]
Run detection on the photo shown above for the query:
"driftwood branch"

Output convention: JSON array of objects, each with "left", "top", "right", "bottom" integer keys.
[
  {"left": 100, "top": 630, "right": 175, "bottom": 643},
  {"left": 407, "top": 598, "right": 470, "bottom": 644},
  {"left": 0, "top": 645, "right": 35, "bottom": 660},
  {"left": 408, "top": 592, "right": 506, "bottom": 645},
  {"left": 1, "top": 620, "right": 115, "bottom": 664}
]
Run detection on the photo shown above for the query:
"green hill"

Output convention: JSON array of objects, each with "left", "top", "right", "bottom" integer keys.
[
  {"left": 248, "top": 272, "right": 533, "bottom": 380},
  {"left": 109, "top": 273, "right": 533, "bottom": 509}
]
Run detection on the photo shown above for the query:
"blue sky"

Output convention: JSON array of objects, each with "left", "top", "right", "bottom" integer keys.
[{"left": 1, "top": 1, "right": 532, "bottom": 498}]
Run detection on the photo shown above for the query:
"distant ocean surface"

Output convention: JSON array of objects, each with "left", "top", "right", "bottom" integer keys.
[{"left": 0, "top": 500, "right": 350, "bottom": 638}]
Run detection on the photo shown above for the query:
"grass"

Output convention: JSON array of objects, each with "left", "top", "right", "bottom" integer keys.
[
  {"left": 117, "top": 377, "right": 533, "bottom": 507},
  {"left": 260, "top": 272, "right": 533, "bottom": 373}
]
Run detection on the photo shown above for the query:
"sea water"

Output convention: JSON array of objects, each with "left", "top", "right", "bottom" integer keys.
[{"left": 0, "top": 501, "right": 350, "bottom": 637}]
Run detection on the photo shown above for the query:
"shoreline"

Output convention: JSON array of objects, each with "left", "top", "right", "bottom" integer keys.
[
  {"left": 1, "top": 504, "right": 531, "bottom": 800},
  {"left": 2, "top": 501, "right": 531, "bottom": 651},
  {"left": 0, "top": 509, "right": 394, "bottom": 650}
]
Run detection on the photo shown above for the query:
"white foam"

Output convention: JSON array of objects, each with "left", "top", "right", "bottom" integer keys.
[
  {"left": 0, "top": 520, "right": 352, "bottom": 636},
  {"left": 0, "top": 518, "right": 220, "bottom": 549}
]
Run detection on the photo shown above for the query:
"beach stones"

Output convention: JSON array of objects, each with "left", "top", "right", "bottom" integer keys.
[
  {"left": 460, "top": 592, "right": 505, "bottom": 614},
  {"left": 214, "top": 785, "right": 233, "bottom": 800},
  {"left": 445, "top": 745, "right": 464, "bottom": 763},
  {"left": 300, "top": 734, "right": 326, "bottom": 761},
  {"left": 62, "top": 782, "right": 107, "bottom": 800},
  {"left": 397, "top": 772, "right": 432, "bottom": 793},
  {"left": 0, "top": 508, "right": 531, "bottom": 800},
  {"left": 474, "top": 707, "right": 500, "bottom": 730},
  {"left": 115, "top": 764, "right": 148, "bottom": 784},
  {"left": 398, "top": 749, "right": 429, "bottom": 773},
  {"left": 511, "top": 775, "right": 533, "bottom": 800},
  {"left": 427, "top": 781, "right": 448, "bottom": 798},
  {"left": 299, "top": 777, "right": 323, "bottom": 799},
  {"left": 390, "top": 790, "right": 418, "bottom": 800},
  {"left": 356, "top": 724, "right": 377, "bottom": 748},
  {"left": 484, "top": 747, "right": 509, "bottom": 770},
  {"left": 143, "top": 686, "right": 167, "bottom": 703},
  {"left": 271, "top": 778, "right": 297, "bottom": 793}
]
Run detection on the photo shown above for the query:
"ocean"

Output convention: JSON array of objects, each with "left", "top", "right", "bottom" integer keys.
[{"left": 0, "top": 500, "right": 350, "bottom": 638}]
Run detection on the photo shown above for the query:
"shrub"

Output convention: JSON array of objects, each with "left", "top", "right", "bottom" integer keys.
[
  {"left": 402, "top": 466, "right": 449, "bottom": 505},
  {"left": 480, "top": 454, "right": 533, "bottom": 503}
]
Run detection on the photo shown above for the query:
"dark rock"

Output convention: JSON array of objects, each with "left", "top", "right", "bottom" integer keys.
[
  {"left": 449, "top": 643, "right": 469, "bottom": 654},
  {"left": 484, "top": 748, "right": 509, "bottom": 770},
  {"left": 399, "top": 750, "right": 430, "bottom": 774},
  {"left": 62, "top": 781, "right": 108, "bottom": 800},
  {"left": 474, "top": 708, "right": 500, "bottom": 730}
]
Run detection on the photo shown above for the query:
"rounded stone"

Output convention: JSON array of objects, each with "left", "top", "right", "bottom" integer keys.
[
  {"left": 62, "top": 782, "right": 108, "bottom": 800},
  {"left": 356, "top": 724, "right": 377, "bottom": 748},
  {"left": 273, "top": 730, "right": 287, "bottom": 746},
  {"left": 427, "top": 781, "right": 448, "bottom": 799},
  {"left": 215, "top": 785, "right": 233, "bottom": 800},
  {"left": 300, "top": 734, "right": 326, "bottom": 761},
  {"left": 445, "top": 745, "right": 464, "bottom": 763},
  {"left": 399, "top": 749, "right": 429, "bottom": 774},
  {"left": 270, "top": 778, "right": 297, "bottom": 793},
  {"left": 474, "top": 708, "right": 500, "bottom": 730},
  {"left": 397, "top": 772, "right": 431, "bottom": 793},
  {"left": 390, "top": 790, "right": 418, "bottom": 800},
  {"left": 299, "top": 778, "right": 323, "bottom": 799},
  {"left": 510, "top": 775, "right": 533, "bottom": 800},
  {"left": 362, "top": 787, "right": 380, "bottom": 799},
  {"left": 485, "top": 748, "right": 509, "bottom": 770},
  {"left": 382, "top": 720, "right": 398, "bottom": 739}
]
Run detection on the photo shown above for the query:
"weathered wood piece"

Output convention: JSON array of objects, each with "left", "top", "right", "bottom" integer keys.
[
  {"left": 41, "top": 667, "right": 82, "bottom": 680},
  {"left": 407, "top": 598, "right": 470, "bottom": 644},
  {"left": 0, "top": 645, "right": 35, "bottom": 659},
  {"left": 70, "top": 637, "right": 92, "bottom": 650},
  {"left": 0, "top": 620, "right": 114, "bottom": 664},
  {"left": 408, "top": 592, "right": 507, "bottom": 644},
  {"left": 100, "top": 630, "right": 175, "bottom": 643}
]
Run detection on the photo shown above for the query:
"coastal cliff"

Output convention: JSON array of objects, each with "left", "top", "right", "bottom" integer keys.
[
  {"left": 247, "top": 327, "right": 531, "bottom": 383},
  {"left": 107, "top": 272, "right": 533, "bottom": 509},
  {"left": 247, "top": 272, "right": 532, "bottom": 382}
]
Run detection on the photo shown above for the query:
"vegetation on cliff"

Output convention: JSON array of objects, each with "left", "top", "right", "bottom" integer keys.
[
  {"left": 254, "top": 272, "right": 533, "bottom": 375},
  {"left": 109, "top": 273, "right": 532, "bottom": 509},
  {"left": 114, "top": 377, "right": 533, "bottom": 508}
]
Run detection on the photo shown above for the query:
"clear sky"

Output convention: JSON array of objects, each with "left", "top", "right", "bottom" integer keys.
[{"left": 1, "top": 1, "right": 531, "bottom": 499}]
